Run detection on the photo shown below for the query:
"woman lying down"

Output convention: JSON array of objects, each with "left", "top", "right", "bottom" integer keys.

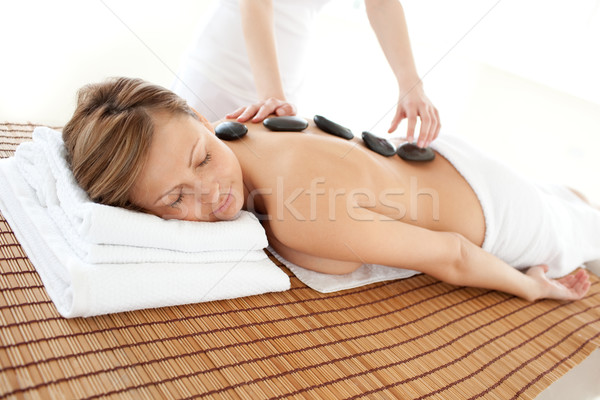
[{"left": 62, "top": 77, "right": 599, "bottom": 302}]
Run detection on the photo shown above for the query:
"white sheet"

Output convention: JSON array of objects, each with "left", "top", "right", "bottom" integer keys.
[{"left": 268, "top": 246, "right": 419, "bottom": 293}]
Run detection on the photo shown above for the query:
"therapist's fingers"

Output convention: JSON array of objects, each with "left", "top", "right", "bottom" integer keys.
[
  {"left": 434, "top": 108, "right": 441, "bottom": 132},
  {"left": 388, "top": 106, "right": 406, "bottom": 135},
  {"left": 236, "top": 104, "right": 261, "bottom": 122},
  {"left": 252, "top": 99, "right": 297, "bottom": 122},
  {"left": 233, "top": 98, "right": 296, "bottom": 123},
  {"left": 275, "top": 102, "right": 297, "bottom": 116},
  {"left": 252, "top": 106, "right": 275, "bottom": 122},
  {"left": 419, "top": 106, "right": 441, "bottom": 147},
  {"left": 417, "top": 117, "right": 429, "bottom": 148},
  {"left": 226, "top": 106, "right": 246, "bottom": 119},
  {"left": 251, "top": 98, "right": 282, "bottom": 122},
  {"left": 431, "top": 107, "right": 441, "bottom": 143},
  {"left": 388, "top": 114, "right": 401, "bottom": 134},
  {"left": 417, "top": 108, "right": 435, "bottom": 148},
  {"left": 405, "top": 112, "right": 418, "bottom": 145}
]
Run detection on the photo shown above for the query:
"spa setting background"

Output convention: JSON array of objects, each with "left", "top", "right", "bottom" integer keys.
[
  {"left": 1, "top": 0, "right": 599, "bottom": 201},
  {"left": 1, "top": 1, "right": 599, "bottom": 398},
  {"left": 1, "top": 0, "right": 600, "bottom": 204}
]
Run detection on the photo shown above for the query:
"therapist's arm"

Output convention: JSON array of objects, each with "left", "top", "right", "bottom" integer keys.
[
  {"left": 365, "top": 0, "right": 440, "bottom": 147},
  {"left": 229, "top": 0, "right": 296, "bottom": 122}
]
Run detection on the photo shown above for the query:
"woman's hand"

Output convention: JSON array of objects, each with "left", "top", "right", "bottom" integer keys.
[
  {"left": 388, "top": 87, "right": 440, "bottom": 148},
  {"left": 526, "top": 265, "right": 590, "bottom": 301},
  {"left": 226, "top": 97, "right": 297, "bottom": 123}
]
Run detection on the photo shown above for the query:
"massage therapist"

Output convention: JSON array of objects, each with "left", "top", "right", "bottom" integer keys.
[{"left": 172, "top": 0, "right": 440, "bottom": 148}]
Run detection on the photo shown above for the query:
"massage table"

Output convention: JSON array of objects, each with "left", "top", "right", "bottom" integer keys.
[{"left": 1, "top": 122, "right": 599, "bottom": 399}]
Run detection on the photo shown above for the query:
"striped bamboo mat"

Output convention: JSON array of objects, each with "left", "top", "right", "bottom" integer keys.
[{"left": 1, "top": 122, "right": 599, "bottom": 399}]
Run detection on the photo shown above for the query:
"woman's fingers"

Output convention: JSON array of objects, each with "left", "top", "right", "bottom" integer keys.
[
  {"left": 572, "top": 270, "right": 591, "bottom": 296},
  {"left": 527, "top": 265, "right": 590, "bottom": 301},
  {"left": 567, "top": 271, "right": 590, "bottom": 299},
  {"left": 553, "top": 269, "right": 590, "bottom": 300}
]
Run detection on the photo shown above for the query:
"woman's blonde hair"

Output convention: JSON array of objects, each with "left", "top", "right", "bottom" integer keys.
[{"left": 62, "top": 77, "right": 197, "bottom": 209}]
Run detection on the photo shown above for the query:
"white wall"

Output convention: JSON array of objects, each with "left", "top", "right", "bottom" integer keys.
[
  {"left": 0, "top": 0, "right": 211, "bottom": 125},
  {"left": 403, "top": 0, "right": 600, "bottom": 105},
  {"left": 2, "top": 0, "right": 599, "bottom": 123}
]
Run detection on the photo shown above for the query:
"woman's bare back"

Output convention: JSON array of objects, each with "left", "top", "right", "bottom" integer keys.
[{"left": 224, "top": 120, "right": 485, "bottom": 272}]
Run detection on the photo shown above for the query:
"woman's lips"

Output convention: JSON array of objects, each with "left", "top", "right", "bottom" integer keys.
[{"left": 213, "top": 190, "right": 233, "bottom": 215}]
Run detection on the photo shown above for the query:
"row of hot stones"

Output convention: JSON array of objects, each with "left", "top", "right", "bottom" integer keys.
[{"left": 214, "top": 115, "right": 435, "bottom": 162}]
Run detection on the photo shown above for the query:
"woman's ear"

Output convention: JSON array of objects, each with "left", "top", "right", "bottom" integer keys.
[{"left": 191, "top": 108, "right": 215, "bottom": 132}]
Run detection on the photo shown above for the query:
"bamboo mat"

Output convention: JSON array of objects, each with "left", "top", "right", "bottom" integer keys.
[{"left": 1, "top": 122, "right": 599, "bottom": 400}]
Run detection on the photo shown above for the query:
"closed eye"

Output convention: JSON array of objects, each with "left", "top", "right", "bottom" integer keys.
[
  {"left": 170, "top": 191, "right": 184, "bottom": 208},
  {"left": 170, "top": 153, "right": 211, "bottom": 208},
  {"left": 198, "top": 152, "right": 211, "bottom": 167}
]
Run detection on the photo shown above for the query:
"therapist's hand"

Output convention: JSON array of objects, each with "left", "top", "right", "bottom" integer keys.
[
  {"left": 227, "top": 97, "right": 297, "bottom": 123},
  {"left": 388, "top": 86, "right": 440, "bottom": 148}
]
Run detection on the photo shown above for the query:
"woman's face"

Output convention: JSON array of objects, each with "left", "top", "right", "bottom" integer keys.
[{"left": 129, "top": 111, "right": 245, "bottom": 221}]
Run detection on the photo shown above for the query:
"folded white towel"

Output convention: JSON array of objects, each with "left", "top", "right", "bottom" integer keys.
[
  {"left": 84, "top": 244, "right": 267, "bottom": 264},
  {"left": 268, "top": 246, "right": 420, "bottom": 293},
  {"left": 0, "top": 158, "right": 290, "bottom": 317},
  {"left": 14, "top": 127, "right": 266, "bottom": 253},
  {"left": 0, "top": 128, "right": 290, "bottom": 318},
  {"left": 80, "top": 204, "right": 266, "bottom": 251},
  {"left": 14, "top": 127, "right": 269, "bottom": 265}
]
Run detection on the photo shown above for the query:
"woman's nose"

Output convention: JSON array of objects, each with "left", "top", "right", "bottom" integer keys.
[{"left": 195, "top": 182, "right": 219, "bottom": 204}]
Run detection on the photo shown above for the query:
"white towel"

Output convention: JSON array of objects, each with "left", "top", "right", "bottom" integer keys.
[
  {"left": 15, "top": 128, "right": 266, "bottom": 253},
  {"left": 0, "top": 128, "right": 290, "bottom": 318},
  {"left": 268, "top": 247, "right": 420, "bottom": 293},
  {"left": 430, "top": 134, "right": 600, "bottom": 278}
]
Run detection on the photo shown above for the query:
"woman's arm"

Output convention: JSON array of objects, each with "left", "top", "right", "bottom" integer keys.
[
  {"left": 364, "top": 0, "right": 440, "bottom": 148},
  {"left": 447, "top": 233, "right": 589, "bottom": 301},
  {"left": 272, "top": 204, "right": 589, "bottom": 301},
  {"left": 232, "top": 0, "right": 296, "bottom": 122}
]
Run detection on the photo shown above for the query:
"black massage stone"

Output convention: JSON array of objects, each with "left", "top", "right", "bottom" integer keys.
[
  {"left": 313, "top": 115, "right": 354, "bottom": 140},
  {"left": 397, "top": 143, "right": 436, "bottom": 162},
  {"left": 215, "top": 121, "right": 248, "bottom": 141},
  {"left": 361, "top": 131, "right": 396, "bottom": 157},
  {"left": 263, "top": 116, "right": 308, "bottom": 132}
]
